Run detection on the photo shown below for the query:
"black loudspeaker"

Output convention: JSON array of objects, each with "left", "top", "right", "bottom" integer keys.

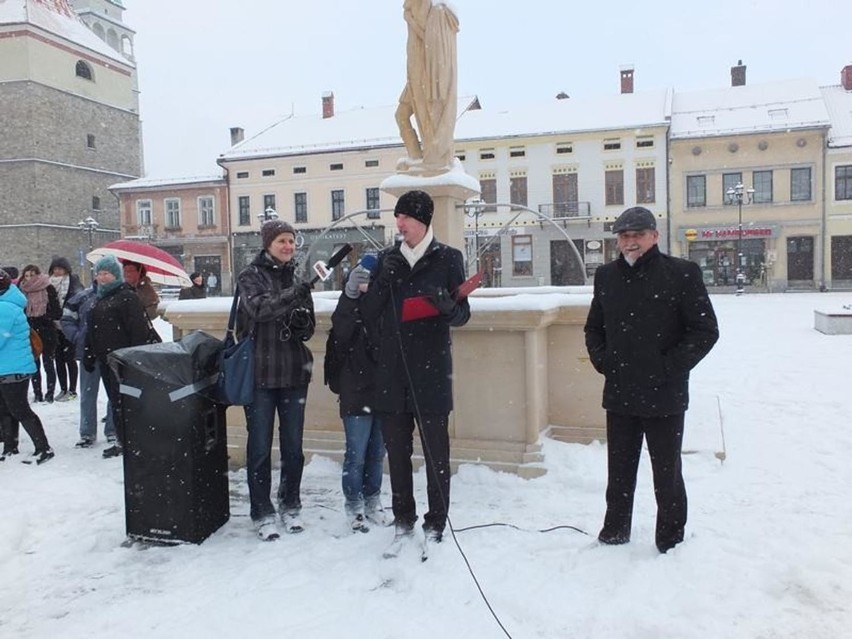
[{"left": 110, "top": 334, "right": 230, "bottom": 544}]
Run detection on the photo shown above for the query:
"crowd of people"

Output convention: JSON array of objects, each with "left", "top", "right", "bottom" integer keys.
[{"left": 0, "top": 195, "right": 720, "bottom": 556}]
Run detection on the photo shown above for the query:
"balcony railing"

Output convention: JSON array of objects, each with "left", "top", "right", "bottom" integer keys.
[{"left": 538, "top": 201, "right": 591, "bottom": 218}]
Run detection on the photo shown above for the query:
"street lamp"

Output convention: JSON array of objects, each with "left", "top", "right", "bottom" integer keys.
[
  {"left": 463, "top": 198, "right": 486, "bottom": 274},
  {"left": 725, "top": 183, "right": 754, "bottom": 295},
  {"left": 78, "top": 216, "right": 99, "bottom": 285},
  {"left": 259, "top": 207, "right": 279, "bottom": 223}
]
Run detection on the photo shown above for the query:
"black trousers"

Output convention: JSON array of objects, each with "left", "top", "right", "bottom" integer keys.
[
  {"left": 52, "top": 333, "right": 78, "bottom": 394},
  {"left": 602, "top": 411, "right": 687, "bottom": 552},
  {"left": 98, "top": 358, "right": 124, "bottom": 445},
  {"left": 380, "top": 412, "right": 450, "bottom": 532},
  {"left": 0, "top": 379, "right": 50, "bottom": 453}
]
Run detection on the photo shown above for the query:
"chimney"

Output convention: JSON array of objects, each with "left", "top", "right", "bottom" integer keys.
[
  {"left": 620, "top": 65, "right": 634, "bottom": 94},
  {"left": 322, "top": 91, "right": 335, "bottom": 119},
  {"left": 731, "top": 60, "right": 746, "bottom": 87},
  {"left": 229, "top": 127, "right": 244, "bottom": 146},
  {"left": 842, "top": 64, "right": 852, "bottom": 91}
]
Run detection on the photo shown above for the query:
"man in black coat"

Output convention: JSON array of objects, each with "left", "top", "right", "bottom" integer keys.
[
  {"left": 584, "top": 206, "right": 719, "bottom": 553},
  {"left": 360, "top": 190, "right": 470, "bottom": 548}
]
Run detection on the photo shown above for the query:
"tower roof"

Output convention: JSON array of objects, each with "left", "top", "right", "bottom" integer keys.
[{"left": 0, "top": 0, "right": 131, "bottom": 66}]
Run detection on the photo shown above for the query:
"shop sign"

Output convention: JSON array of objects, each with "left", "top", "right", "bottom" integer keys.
[{"left": 678, "top": 224, "right": 778, "bottom": 241}]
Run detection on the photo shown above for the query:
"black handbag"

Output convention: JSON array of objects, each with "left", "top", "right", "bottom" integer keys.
[{"left": 216, "top": 286, "right": 255, "bottom": 406}]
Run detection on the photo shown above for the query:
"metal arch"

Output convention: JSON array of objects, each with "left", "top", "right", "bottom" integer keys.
[
  {"left": 296, "top": 208, "right": 396, "bottom": 280},
  {"left": 465, "top": 201, "right": 588, "bottom": 284}
]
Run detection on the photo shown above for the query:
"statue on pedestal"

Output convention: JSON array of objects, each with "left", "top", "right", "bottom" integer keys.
[{"left": 395, "top": 0, "right": 459, "bottom": 177}]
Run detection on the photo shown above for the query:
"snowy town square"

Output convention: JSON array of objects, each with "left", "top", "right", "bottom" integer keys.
[{"left": 1, "top": 291, "right": 850, "bottom": 639}]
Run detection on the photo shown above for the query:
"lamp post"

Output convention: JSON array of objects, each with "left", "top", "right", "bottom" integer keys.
[
  {"left": 259, "top": 207, "right": 279, "bottom": 223},
  {"left": 725, "top": 183, "right": 754, "bottom": 295},
  {"left": 78, "top": 216, "right": 99, "bottom": 284},
  {"left": 463, "top": 198, "right": 485, "bottom": 275}
]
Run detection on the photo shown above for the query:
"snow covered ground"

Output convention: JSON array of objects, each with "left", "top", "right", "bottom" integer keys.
[{"left": 1, "top": 292, "right": 851, "bottom": 639}]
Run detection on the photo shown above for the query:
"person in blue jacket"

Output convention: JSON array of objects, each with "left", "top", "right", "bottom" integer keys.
[{"left": 0, "top": 269, "right": 54, "bottom": 464}]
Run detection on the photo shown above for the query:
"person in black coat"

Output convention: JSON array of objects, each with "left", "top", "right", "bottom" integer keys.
[
  {"left": 584, "top": 206, "right": 719, "bottom": 553},
  {"left": 359, "top": 190, "right": 470, "bottom": 548},
  {"left": 178, "top": 272, "right": 207, "bottom": 300},
  {"left": 84, "top": 255, "right": 155, "bottom": 459},
  {"left": 19, "top": 264, "right": 62, "bottom": 403},
  {"left": 48, "top": 256, "right": 83, "bottom": 401},
  {"left": 326, "top": 260, "right": 389, "bottom": 532}
]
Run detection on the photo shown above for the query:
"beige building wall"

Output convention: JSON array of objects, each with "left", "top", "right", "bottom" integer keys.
[
  {"left": 825, "top": 149, "right": 852, "bottom": 289},
  {"left": 669, "top": 128, "right": 827, "bottom": 291}
]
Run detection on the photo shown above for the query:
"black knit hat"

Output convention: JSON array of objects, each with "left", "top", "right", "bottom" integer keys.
[
  {"left": 49, "top": 256, "right": 73, "bottom": 275},
  {"left": 0, "top": 268, "right": 10, "bottom": 293},
  {"left": 261, "top": 219, "right": 296, "bottom": 249},
  {"left": 394, "top": 190, "right": 433, "bottom": 227},
  {"left": 612, "top": 206, "right": 656, "bottom": 234}
]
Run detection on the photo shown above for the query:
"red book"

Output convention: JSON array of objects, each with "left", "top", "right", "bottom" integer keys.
[{"left": 400, "top": 271, "right": 483, "bottom": 322}]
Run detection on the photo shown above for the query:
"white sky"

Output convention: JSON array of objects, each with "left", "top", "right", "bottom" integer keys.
[
  {"left": 2, "top": 292, "right": 851, "bottom": 637},
  {"left": 122, "top": 0, "right": 852, "bottom": 178}
]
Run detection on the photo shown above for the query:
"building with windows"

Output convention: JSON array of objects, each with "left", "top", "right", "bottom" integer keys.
[
  {"left": 0, "top": 0, "right": 140, "bottom": 270},
  {"left": 109, "top": 175, "right": 232, "bottom": 294},
  {"left": 669, "top": 70, "right": 830, "bottom": 291},
  {"left": 821, "top": 66, "right": 852, "bottom": 290}
]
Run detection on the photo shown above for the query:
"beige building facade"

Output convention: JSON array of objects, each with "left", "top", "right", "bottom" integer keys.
[{"left": 822, "top": 72, "right": 852, "bottom": 290}]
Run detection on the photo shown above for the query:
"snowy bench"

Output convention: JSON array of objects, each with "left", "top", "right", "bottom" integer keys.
[{"left": 814, "top": 308, "right": 852, "bottom": 335}]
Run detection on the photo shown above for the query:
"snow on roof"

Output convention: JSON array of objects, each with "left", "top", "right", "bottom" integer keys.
[
  {"left": 0, "top": 0, "right": 131, "bottom": 67},
  {"left": 670, "top": 78, "right": 829, "bottom": 139},
  {"left": 109, "top": 174, "right": 225, "bottom": 191},
  {"left": 219, "top": 90, "right": 672, "bottom": 163},
  {"left": 821, "top": 85, "right": 852, "bottom": 148}
]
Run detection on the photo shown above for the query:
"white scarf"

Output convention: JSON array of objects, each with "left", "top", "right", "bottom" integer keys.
[
  {"left": 50, "top": 274, "right": 70, "bottom": 304},
  {"left": 400, "top": 226, "right": 434, "bottom": 268}
]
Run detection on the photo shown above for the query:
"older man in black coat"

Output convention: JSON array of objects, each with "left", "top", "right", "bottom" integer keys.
[
  {"left": 360, "top": 190, "right": 470, "bottom": 549},
  {"left": 585, "top": 206, "right": 719, "bottom": 553}
]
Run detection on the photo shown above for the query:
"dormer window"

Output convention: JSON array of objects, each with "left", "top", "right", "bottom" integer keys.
[{"left": 75, "top": 60, "right": 93, "bottom": 81}]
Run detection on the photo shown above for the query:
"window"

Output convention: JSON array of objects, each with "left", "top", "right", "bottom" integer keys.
[
  {"left": 605, "top": 169, "right": 624, "bottom": 206},
  {"left": 75, "top": 60, "right": 93, "bottom": 80},
  {"left": 790, "top": 168, "right": 812, "bottom": 202},
  {"left": 480, "top": 177, "right": 496, "bottom": 212},
  {"left": 479, "top": 148, "right": 495, "bottom": 160},
  {"left": 165, "top": 198, "right": 181, "bottom": 229},
  {"left": 262, "top": 169, "right": 276, "bottom": 177},
  {"left": 752, "top": 170, "right": 773, "bottom": 204},
  {"left": 510, "top": 175, "right": 528, "bottom": 207},
  {"left": 293, "top": 166, "right": 306, "bottom": 174},
  {"left": 136, "top": 199, "right": 152, "bottom": 225},
  {"left": 198, "top": 196, "right": 215, "bottom": 226},
  {"left": 238, "top": 196, "right": 250, "bottom": 226},
  {"left": 556, "top": 142, "right": 573, "bottom": 155},
  {"left": 92, "top": 196, "right": 101, "bottom": 211},
  {"left": 365, "top": 159, "right": 379, "bottom": 168},
  {"left": 509, "top": 146, "right": 526, "bottom": 158},
  {"left": 456, "top": 151, "right": 466, "bottom": 161},
  {"left": 236, "top": 171, "right": 249, "bottom": 179},
  {"left": 263, "top": 194, "right": 276, "bottom": 214},
  {"left": 636, "top": 136, "right": 654, "bottom": 149},
  {"left": 366, "top": 187, "right": 380, "bottom": 218},
  {"left": 723, "top": 173, "right": 742, "bottom": 204},
  {"left": 636, "top": 167, "right": 656, "bottom": 204},
  {"left": 86, "top": 134, "right": 96, "bottom": 149},
  {"left": 552, "top": 172, "right": 578, "bottom": 216},
  {"left": 294, "top": 192, "right": 307, "bottom": 223},
  {"left": 835, "top": 165, "right": 852, "bottom": 201},
  {"left": 512, "top": 235, "right": 533, "bottom": 277},
  {"left": 603, "top": 139, "right": 621, "bottom": 151},
  {"left": 686, "top": 175, "right": 706, "bottom": 208},
  {"left": 330, "top": 163, "right": 343, "bottom": 171},
  {"left": 331, "top": 189, "right": 345, "bottom": 220}
]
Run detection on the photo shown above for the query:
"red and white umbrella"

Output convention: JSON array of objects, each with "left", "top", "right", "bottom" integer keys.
[{"left": 86, "top": 240, "right": 192, "bottom": 287}]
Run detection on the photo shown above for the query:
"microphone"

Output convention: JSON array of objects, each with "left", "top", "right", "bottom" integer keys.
[
  {"left": 359, "top": 253, "right": 378, "bottom": 275},
  {"left": 310, "top": 243, "right": 353, "bottom": 285}
]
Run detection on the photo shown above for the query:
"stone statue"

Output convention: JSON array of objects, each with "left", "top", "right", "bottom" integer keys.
[{"left": 395, "top": 0, "right": 459, "bottom": 176}]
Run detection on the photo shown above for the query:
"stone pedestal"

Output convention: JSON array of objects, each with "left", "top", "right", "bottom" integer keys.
[{"left": 380, "top": 160, "right": 480, "bottom": 252}]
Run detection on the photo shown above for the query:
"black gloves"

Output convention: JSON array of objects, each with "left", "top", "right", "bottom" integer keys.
[
  {"left": 83, "top": 358, "right": 95, "bottom": 373},
  {"left": 375, "top": 253, "right": 408, "bottom": 287},
  {"left": 295, "top": 282, "right": 313, "bottom": 304},
  {"left": 430, "top": 287, "right": 457, "bottom": 316}
]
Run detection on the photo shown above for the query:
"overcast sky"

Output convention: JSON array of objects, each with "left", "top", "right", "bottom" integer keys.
[{"left": 123, "top": 0, "right": 852, "bottom": 178}]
